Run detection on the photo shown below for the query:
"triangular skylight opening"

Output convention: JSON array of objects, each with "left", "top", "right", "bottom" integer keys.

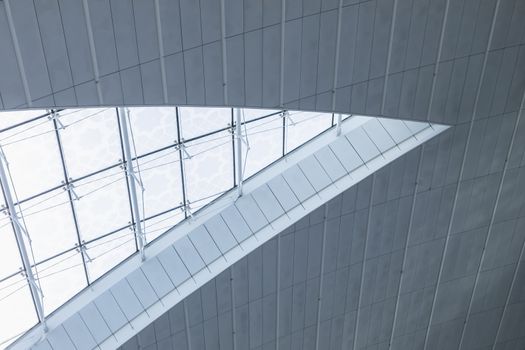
[{"left": 0, "top": 107, "right": 344, "bottom": 347}]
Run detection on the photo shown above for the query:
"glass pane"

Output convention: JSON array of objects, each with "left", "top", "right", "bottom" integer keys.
[
  {"left": 143, "top": 208, "right": 185, "bottom": 242},
  {"left": 59, "top": 108, "right": 121, "bottom": 179},
  {"left": 286, "top": 111, "right": 332, "bottom": 152},
  {"left": 135, "top": 148, "right": 183, "bottom": 220},
  {"left": 73, "top": 167, "right": 131, "bottom": 242},
  {"left": 18, "top": 189, "right": 78, "bottom": 263},
  {"left": 35, "top": 251, "right": 87, "bottom": 315},
  {"left": 243, "top": 114, "right": 283, "bottom": 178},
  {"left": 0, "top": 118, "right": 63, "bottom": 200},
  {"left": 0, "top": 217, "right": 24, "bottom": 281},
  {"left": 241, "top": 108, "right": 282, "bottom": 122},
  {"left": 180, "top": 107, "right": 231, "bottom": 140},
  {"left": 128, "top": 107, "right": 178, "bottom": 156},
  {"left": 0, "top": 275, "right": 38, "bottom": 348},
  {"left": 85, "top": 228, "right": 136, "bottom": 281},
  {"left": 0, "top": 110, "right": 47, "bottom": 131},
  {"left": 184, "top": 129, "right": 234, "bottom": 207}
]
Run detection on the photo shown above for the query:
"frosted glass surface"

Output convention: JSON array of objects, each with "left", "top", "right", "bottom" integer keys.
[
  {"left": 136, "top": 149, "right": 183, "bottom": 219},
  {"left": 73, "top": 167, "right": 131, "bottom": 241},
  {"left": 18, "top": 190, "right": 78, "bottom": 262},
  {"left": 0, "top": 119, "right": 62, "bottom": 200},
  {"left": 0, "top": 277, "right": 37, "bottom": 347},
  {"left": 184, "top": 130, "right": 234, "bottom": 207},
  {"left": 60, "top": 108, "right": 121, "bottom": 179},
  {"left": 85, "top": 229, "right": 137, "bottom": 281},
  {"left": 180, "top": 107, "right": 231, "bottom": 140},
  {"left": 243, "top": 114, "right": 283, "bottom": 178},
  {"left": 286, "top": 112, "right": 332, "bottom": 152},
  {"left": 128, "top": 107, "right": 178, "bottom": 156},
  {"left": 0, "top": 217, "right": 23, "bottom": 281},
  {"left": 36, "top": 251, "right": 87, "bottom": 315}
]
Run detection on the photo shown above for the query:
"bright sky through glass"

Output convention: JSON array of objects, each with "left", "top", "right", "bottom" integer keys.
[{"left": 0, "top": 107, "right": 342, "bottom": 348}]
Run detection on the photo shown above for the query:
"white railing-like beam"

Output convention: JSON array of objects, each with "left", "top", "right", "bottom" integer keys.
[
  {"left": 0, "top": 151, "right": 46, "bottom": 328},
  {"left": 118, "top": 108, "right": 146, "bottom": 261},
  {"left": 234, "top": 108, "right": 243, "bottom": 196}
]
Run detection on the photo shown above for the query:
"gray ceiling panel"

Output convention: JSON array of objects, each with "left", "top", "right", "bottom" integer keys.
[
  {"left": 100, "top": 72, "right": 124, "bottom": 106},
  {"left": 0, "top": 4, "right": 26, "bottom": 108},
  {"left": 33, "top": 0, "right": 73, "bottom": 93},
  {"left": 245, "top": 29, "right": 263, "bottom": 106},
  {"left": 262, "top": 24, "right": 281, "bottom": 107},
  {"left": 88, "top": 0, "right": 118, "bottom": 76},
  {"left": 9, "top": 0, "right": 52, "bottom": 101},
  {"left": 140, "top": 60, "right": 164, "bottom": 105},
  {"left": 164, "top": 52, "right": 187, "bottom": 104},
  {"left": 183, "top": 47, "right": 205, "bottom": 105},
  {"left": 56, "top": 0, "right": 93, "bottom": 85},
  {"left": 0, "top": 0, "right": 523, "bottom": 127},
  {"left": 203, "top": 41, "right": 224, "bottom": 106},
  {"left": 158, "top": 0, "right": 182, "bottom": 55}
]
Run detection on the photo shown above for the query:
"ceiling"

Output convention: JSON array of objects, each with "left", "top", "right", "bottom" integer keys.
[{"left": 0, "top": 0, "right": 524, "bottom": 349}]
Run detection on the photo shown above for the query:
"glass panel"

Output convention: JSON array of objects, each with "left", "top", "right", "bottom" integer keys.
[
  {"left": 241, "top": 108, "right": 282, "bottom": 122},
  {"left": 0, "top": 275, "right": 37, "bottom": 348},
  {"left": 143, "top": 208, "right": 185, "bottom": 242},
  {"left": 0, "top": 110, "right": 47, "bottom": 131},
  {"left": 73, "top": 167, "right": 131, "bottom": 242},
  {"left": 85, "top": 228, "right": 136, "bottom": 281},
  {"left": 243, "top": 114, "right": 283, "bottom": 178},
  {"left": 128, "top": 107, "right": 178, "bottom": 156},
  {"left": 184, "top": 129, "right": 233, "bottom": 207},
  {"left": 0, "top": 216, "right": 24, "bottom": 281},
  {"left": 35, "top": 251, "right": 87, "bottom": 315},
  {"left": 180, "top": 107, "right": 231, "bottom": 140},
  {"left": 285, "top": 111, "right": 332, "bottom": 152},
  {"left": 0, "top": 118, "right": 63, "bottom": 200},
  {"left": 135, "top": 148, "right": 184, "bottom": 220},
  {"left": 59, "top": 108, "right": 121, "bottom": 179},
  {"left": 18, "top": 189, "right": 78, "bottom": 263}
]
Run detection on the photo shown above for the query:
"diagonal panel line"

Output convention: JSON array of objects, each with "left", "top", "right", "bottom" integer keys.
[
  {"left": 3, "top": 0, "right": 32, "bottom": 107},
  {"left": 351, "top": 174, "right": 376, "bottom": 350},
  {"left": 387, "top": 144, "right": 425, "bottom": 349},
  {"left": 488, "top": 89, "right": 525, "bottom": 350},
  {"left": 81, "top": 0, "right": 103, "bottom": 104},
  {"left": 422, "top": 1, "right": 502, "bottom": 348}
]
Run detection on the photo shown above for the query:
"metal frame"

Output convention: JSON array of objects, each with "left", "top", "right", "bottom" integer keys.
[
  {"left": 0, "top": 108, "right": 290, "bottom": 286},
  {"left": 175, "top": 107, "right": 191, "bottom": 218},
  {"left": 0, "top": 106, "right": 350, "bottom": 347},
  {"left": 50, "top": 110, "right": 90, "bottom": 285}
]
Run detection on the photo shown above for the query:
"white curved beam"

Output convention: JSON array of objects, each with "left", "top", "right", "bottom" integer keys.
[{"left": 12, "top": 117, "right": 448, "bottom": 350}]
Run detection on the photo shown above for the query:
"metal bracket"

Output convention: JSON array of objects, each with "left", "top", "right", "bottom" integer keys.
[
  {"left": 47, "top": 110, "right": 65, "bottom": 130},
  {"left": 62, "top": 181, "right": 80, "bottom": 201},
  {"left": 76, "top": 243, "right": 93, "bottom": 263},
  {"left": 281, "top": 110, "right": 295, "bottom": 125},
  {"left": 336, "top": 114, "right": 343, "bottom": 136},
  {"left": 180, "top": 200, "right": 193, "bottom": 219},
  {"left": 175, "top": 140, "right": 192, "bottom": 160}
]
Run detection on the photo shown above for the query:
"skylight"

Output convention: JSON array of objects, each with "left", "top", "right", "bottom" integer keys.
[{"left": 0, "top": 107, "right": 339, "bottom": 347}]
